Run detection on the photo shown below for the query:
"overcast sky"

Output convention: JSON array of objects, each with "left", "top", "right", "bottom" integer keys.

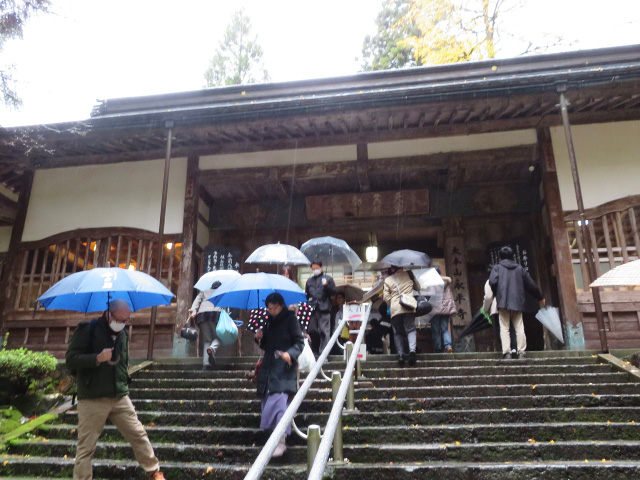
[{"left": 0, "top": 0, "right": 638, "bottom": 127}]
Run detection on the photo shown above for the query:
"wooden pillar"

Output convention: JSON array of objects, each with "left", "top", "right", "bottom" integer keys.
[
  {"left": 173, "top": 154, "right": 200, "bottom": 357},
  {"left": 537, "top": 127, "right": 584, "bottom": 349},
  {"left": 0, "top": 169, "right": 34, "bottom": 335},
  {"left": 443, "top": 218, "right": 474, "bottom": 352}
]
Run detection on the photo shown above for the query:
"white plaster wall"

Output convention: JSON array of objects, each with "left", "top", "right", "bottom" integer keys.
[
  {"left": 200, "top": 130, "right": 537, "bottom": 170},
  {"left": 551, "top": 120, "right": 640, "bottom": 211},
  {"left": 0, "top": 226, "right": 12, "bottom": 252},
  {"left": 368, "top": 129, "right": 537, "bottom": 159},
  {"left": 23, "top": 158, "right": 188, "bottom": 242},
  {"left": 200, "top": 145, "right": 356, "bottom": 170}
]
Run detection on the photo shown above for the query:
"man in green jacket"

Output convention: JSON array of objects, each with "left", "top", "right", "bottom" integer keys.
[{"left": 66, "top": 299, "right": 165, "bottom": 480}]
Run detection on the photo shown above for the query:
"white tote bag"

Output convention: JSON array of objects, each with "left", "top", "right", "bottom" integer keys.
[{"left": 297, "top": 339, "right": 315, "bottom": 372}]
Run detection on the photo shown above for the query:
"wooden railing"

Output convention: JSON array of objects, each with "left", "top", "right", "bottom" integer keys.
[
  {"left": 565, "top": 195, "right": 640, "bottom": 291},
  {"left": 11, "top": 227, "right": 182, "bottom": 311},
  {"left": 3, "top": 228, "right": 182, "bottom": 358},
  {"left": 565, "top": 195, "right": 640, "bottom": 349}
]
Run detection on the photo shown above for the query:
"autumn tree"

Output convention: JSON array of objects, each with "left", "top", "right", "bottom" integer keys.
[
  {"left": 361, "top": 0, "right": 423, "bottom": 71},
  {"left": 0, "top": 0, "right": 51, "bottom": 107},
  {"left": 367, "top": 0, "right": 567, "bottom": 67},
  {"left": 204, "top": 9, "right": 270, "bottom": 87}
]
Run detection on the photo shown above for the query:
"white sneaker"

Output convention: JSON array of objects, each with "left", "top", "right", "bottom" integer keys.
[{"left": 273, "top": 434, "right": 287, "bottom": 457}]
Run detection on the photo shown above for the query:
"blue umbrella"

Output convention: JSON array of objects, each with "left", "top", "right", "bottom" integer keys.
[
  {"left": 37, "top": 267, "right": 175, "bottom": 313},
  {"left": 208, "top": 272, "right": 306, "bottom": 310}
]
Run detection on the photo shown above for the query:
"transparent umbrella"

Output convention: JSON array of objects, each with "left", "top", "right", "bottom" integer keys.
[
  {"left": 590, "top": 259, "right": 640, "bottom": 287},
  {"left": 300, "top": 236, "right": 362, "bottom": 270},
  {"left": 245, "top": 242, "right": 310, "bottom": 266}
]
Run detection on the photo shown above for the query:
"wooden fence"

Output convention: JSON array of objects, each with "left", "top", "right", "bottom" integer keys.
[
  {"left": 4, "top": 228, "right": 182, "bottom": 358},
  {"left": 565, "top": 196, "right": 640, "bottom": 349}
]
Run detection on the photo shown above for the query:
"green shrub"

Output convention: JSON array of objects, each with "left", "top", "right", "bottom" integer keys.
[{"left": 0, "top": 333, "right": 57, "bottom": 397}]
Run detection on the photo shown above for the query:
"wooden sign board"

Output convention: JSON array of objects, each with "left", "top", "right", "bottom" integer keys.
[
  {"left": 203, "top": 245, "right": 242, "bottom": 273},
  {"left": 305, "top": 190, "right": 429, "bottom": 220}
]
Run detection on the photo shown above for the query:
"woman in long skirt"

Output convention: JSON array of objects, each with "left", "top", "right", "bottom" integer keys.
[{"left": 255, "top": 292, "right": 304, "bottom": 456}]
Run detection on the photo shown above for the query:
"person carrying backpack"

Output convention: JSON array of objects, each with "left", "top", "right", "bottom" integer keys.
[{"left": 65, "top": 298, "right": 165, "bottom": 480}]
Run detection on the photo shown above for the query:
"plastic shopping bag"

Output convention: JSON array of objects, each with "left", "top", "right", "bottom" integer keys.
[
  {"left": 216, "top": 310, "right": 239, "bottom": 345},
  {"left": 297, "top": 339, "right": 315, "bottom": 373}
]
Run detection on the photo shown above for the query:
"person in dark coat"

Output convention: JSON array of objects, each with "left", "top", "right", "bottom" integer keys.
[
  {"left": 305, "top": 259, "right": 337, "bottom": 355},
  {"left": 65, "top": 299, "right": 165, "bottom": 480},
  {"left": 254, "top": 292, "right": 305, "bottom": 457},
  {"left": 489, "top": 246, "right": 545, "bottom": 360},
  {"left": 366, "top": 302, "right": 395, "bottom": 354}
]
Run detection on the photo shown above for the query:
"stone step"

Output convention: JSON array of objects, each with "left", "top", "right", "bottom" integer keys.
[
  {"left": 129, "top": 398, "right": 333, "bottom": 414},
  {"left": 11, "top": 438, "right": 640, "bottom": 466},
  {"left": 353, "top": 382, "right": 639, "bottom": 399},
  {"left": 127, "top": 386, "right": 333, "bottom": 401},
  {"left": 35, "top": 419, "right": 640, "bottom": 445},
  {"left": 339, "top": 422, "right": 640, "bottom": 444},
  {"left": 55, "top": 406, "right": 640, "bottom": 429},
  {"left": 37, "top": 424, "right": 270, "bottom": 445},
  {"left": 362, "top": 363, "right": 613, "bottom": 377},
  {"left": 363, "top": 372, "right": 626, "bottom": 387},
  {"left": 118, "top": 392, "right": 640, "bottom": 415},
  {"left": 127, "top": 380, "right": 635, "bottom": 402},
  {"left": 131, "top": 371, "right": 626, "bottom": 389},
  {"left": 3, "top": 455, "right": 640, "bottom": 480},
  {"left": 322, "top": 461, "right": 640, "bottom": 480},
  {"left": 0, "top": 455, "right": 304, "bottom": 480},
  {"left": 143, "top": 353, "right": 604, "bottom": 371}
]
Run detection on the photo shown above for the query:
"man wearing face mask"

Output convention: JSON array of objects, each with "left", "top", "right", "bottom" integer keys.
[
  {"left": 305, "top": 259, "right": 337, "bottom": 355},
  {"left": 66, "top": 299, "right": 165, "bottom": 480}
]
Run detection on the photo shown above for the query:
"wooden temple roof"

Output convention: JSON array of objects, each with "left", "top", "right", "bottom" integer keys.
[{"left": 0, "top": 44, "right": 639, "bottom": 205}]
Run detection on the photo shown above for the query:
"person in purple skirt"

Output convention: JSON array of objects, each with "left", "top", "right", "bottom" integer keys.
[{"left": 254, "top": 292, "right": 305, "bottom": 457}]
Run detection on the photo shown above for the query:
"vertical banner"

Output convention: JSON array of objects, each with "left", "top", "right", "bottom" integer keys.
[{"left": 443, "top": 218, "right": 472, "bottom": 328}]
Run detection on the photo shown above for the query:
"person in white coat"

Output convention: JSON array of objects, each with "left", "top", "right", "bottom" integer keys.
[{"left": 190, "top": 280, "right": 222, "bottom": 369}]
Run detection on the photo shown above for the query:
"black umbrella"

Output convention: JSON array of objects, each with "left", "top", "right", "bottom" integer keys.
[
  {"left": 380, "top": 249, "right": 431, "bottom": 269},
  {"left": 458, "top": 308, "right": 493, "bottom": 338}
]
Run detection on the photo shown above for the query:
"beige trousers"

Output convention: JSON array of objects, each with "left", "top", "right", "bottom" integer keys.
[
  {"left": 74, "top": 395, "right": 159, "bottom": 480},
  {"left": 498, "top": 309, "right": 526, "bottom": 355}
]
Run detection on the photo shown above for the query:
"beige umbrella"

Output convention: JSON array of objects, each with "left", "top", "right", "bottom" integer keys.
[
  {"left": 590, "top": 259, "right": 640, "bottom": 287},
  {"left": 336, "top": 284, "right": 364, "bottom": 303}
]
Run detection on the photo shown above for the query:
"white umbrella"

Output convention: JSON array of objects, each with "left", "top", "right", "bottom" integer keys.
[
  {"left": 535, "top": 306, "right": 564, "bottom": 344},
  {"left": 245, "top": 242, "right": 311, "bottom": 266},
  {"left": 194, "top": 269, "right": 241, "bottom": 292},
  {"left": 590, "top": 259, "right": 640, "bottom": 287}
]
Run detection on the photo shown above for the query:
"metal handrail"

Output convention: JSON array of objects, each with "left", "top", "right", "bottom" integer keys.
[
  {"left": 243, "top": 314, "right": 349, "bottom": 480},
  {"left": 308, "top": 312, "right": 369, "bottom": 480}
]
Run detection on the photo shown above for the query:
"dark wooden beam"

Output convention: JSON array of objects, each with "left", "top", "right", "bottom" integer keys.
[
  {"left": 537, "top": 126, "right": 581, "bottom": 328},
  {"left": 175, "top": 155, "right": 200, "bottom": 341},
  {"left": 0, "top": 169, "right": 34, "bottom": 335},
  {"left": 446, "top": 163, "right": 460, "bottom": 193},
  {"left": 356, "top": 143, "right": 370, "bottom": 193},
  {"left": 269, "top": 168, "right": 289, "bottom": 202}
]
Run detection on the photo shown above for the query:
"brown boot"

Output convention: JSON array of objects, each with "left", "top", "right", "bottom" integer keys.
[
  {"left": 148, "top": 472, "right": 166, "bottom": 480},
  {"left": 273, "top": 434, "right": 287, "bottom": 457}
]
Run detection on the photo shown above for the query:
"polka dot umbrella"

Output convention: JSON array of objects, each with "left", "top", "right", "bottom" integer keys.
[{"left": 247, "top": 302, "right": 312, "bottom": 333}]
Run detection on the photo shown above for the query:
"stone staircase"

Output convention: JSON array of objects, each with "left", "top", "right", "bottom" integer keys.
[{"left": 2, "top": 352, "right": 640, "bottom": 479}]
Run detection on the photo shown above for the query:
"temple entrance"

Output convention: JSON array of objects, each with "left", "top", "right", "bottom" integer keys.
[{"left": 196, "top": 141, "right": 552, "bottom": 354}]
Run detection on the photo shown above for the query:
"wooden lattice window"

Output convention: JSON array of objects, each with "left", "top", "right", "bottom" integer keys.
[{"left": 11, "top": 228, "right": 182, "bottom": 311}]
